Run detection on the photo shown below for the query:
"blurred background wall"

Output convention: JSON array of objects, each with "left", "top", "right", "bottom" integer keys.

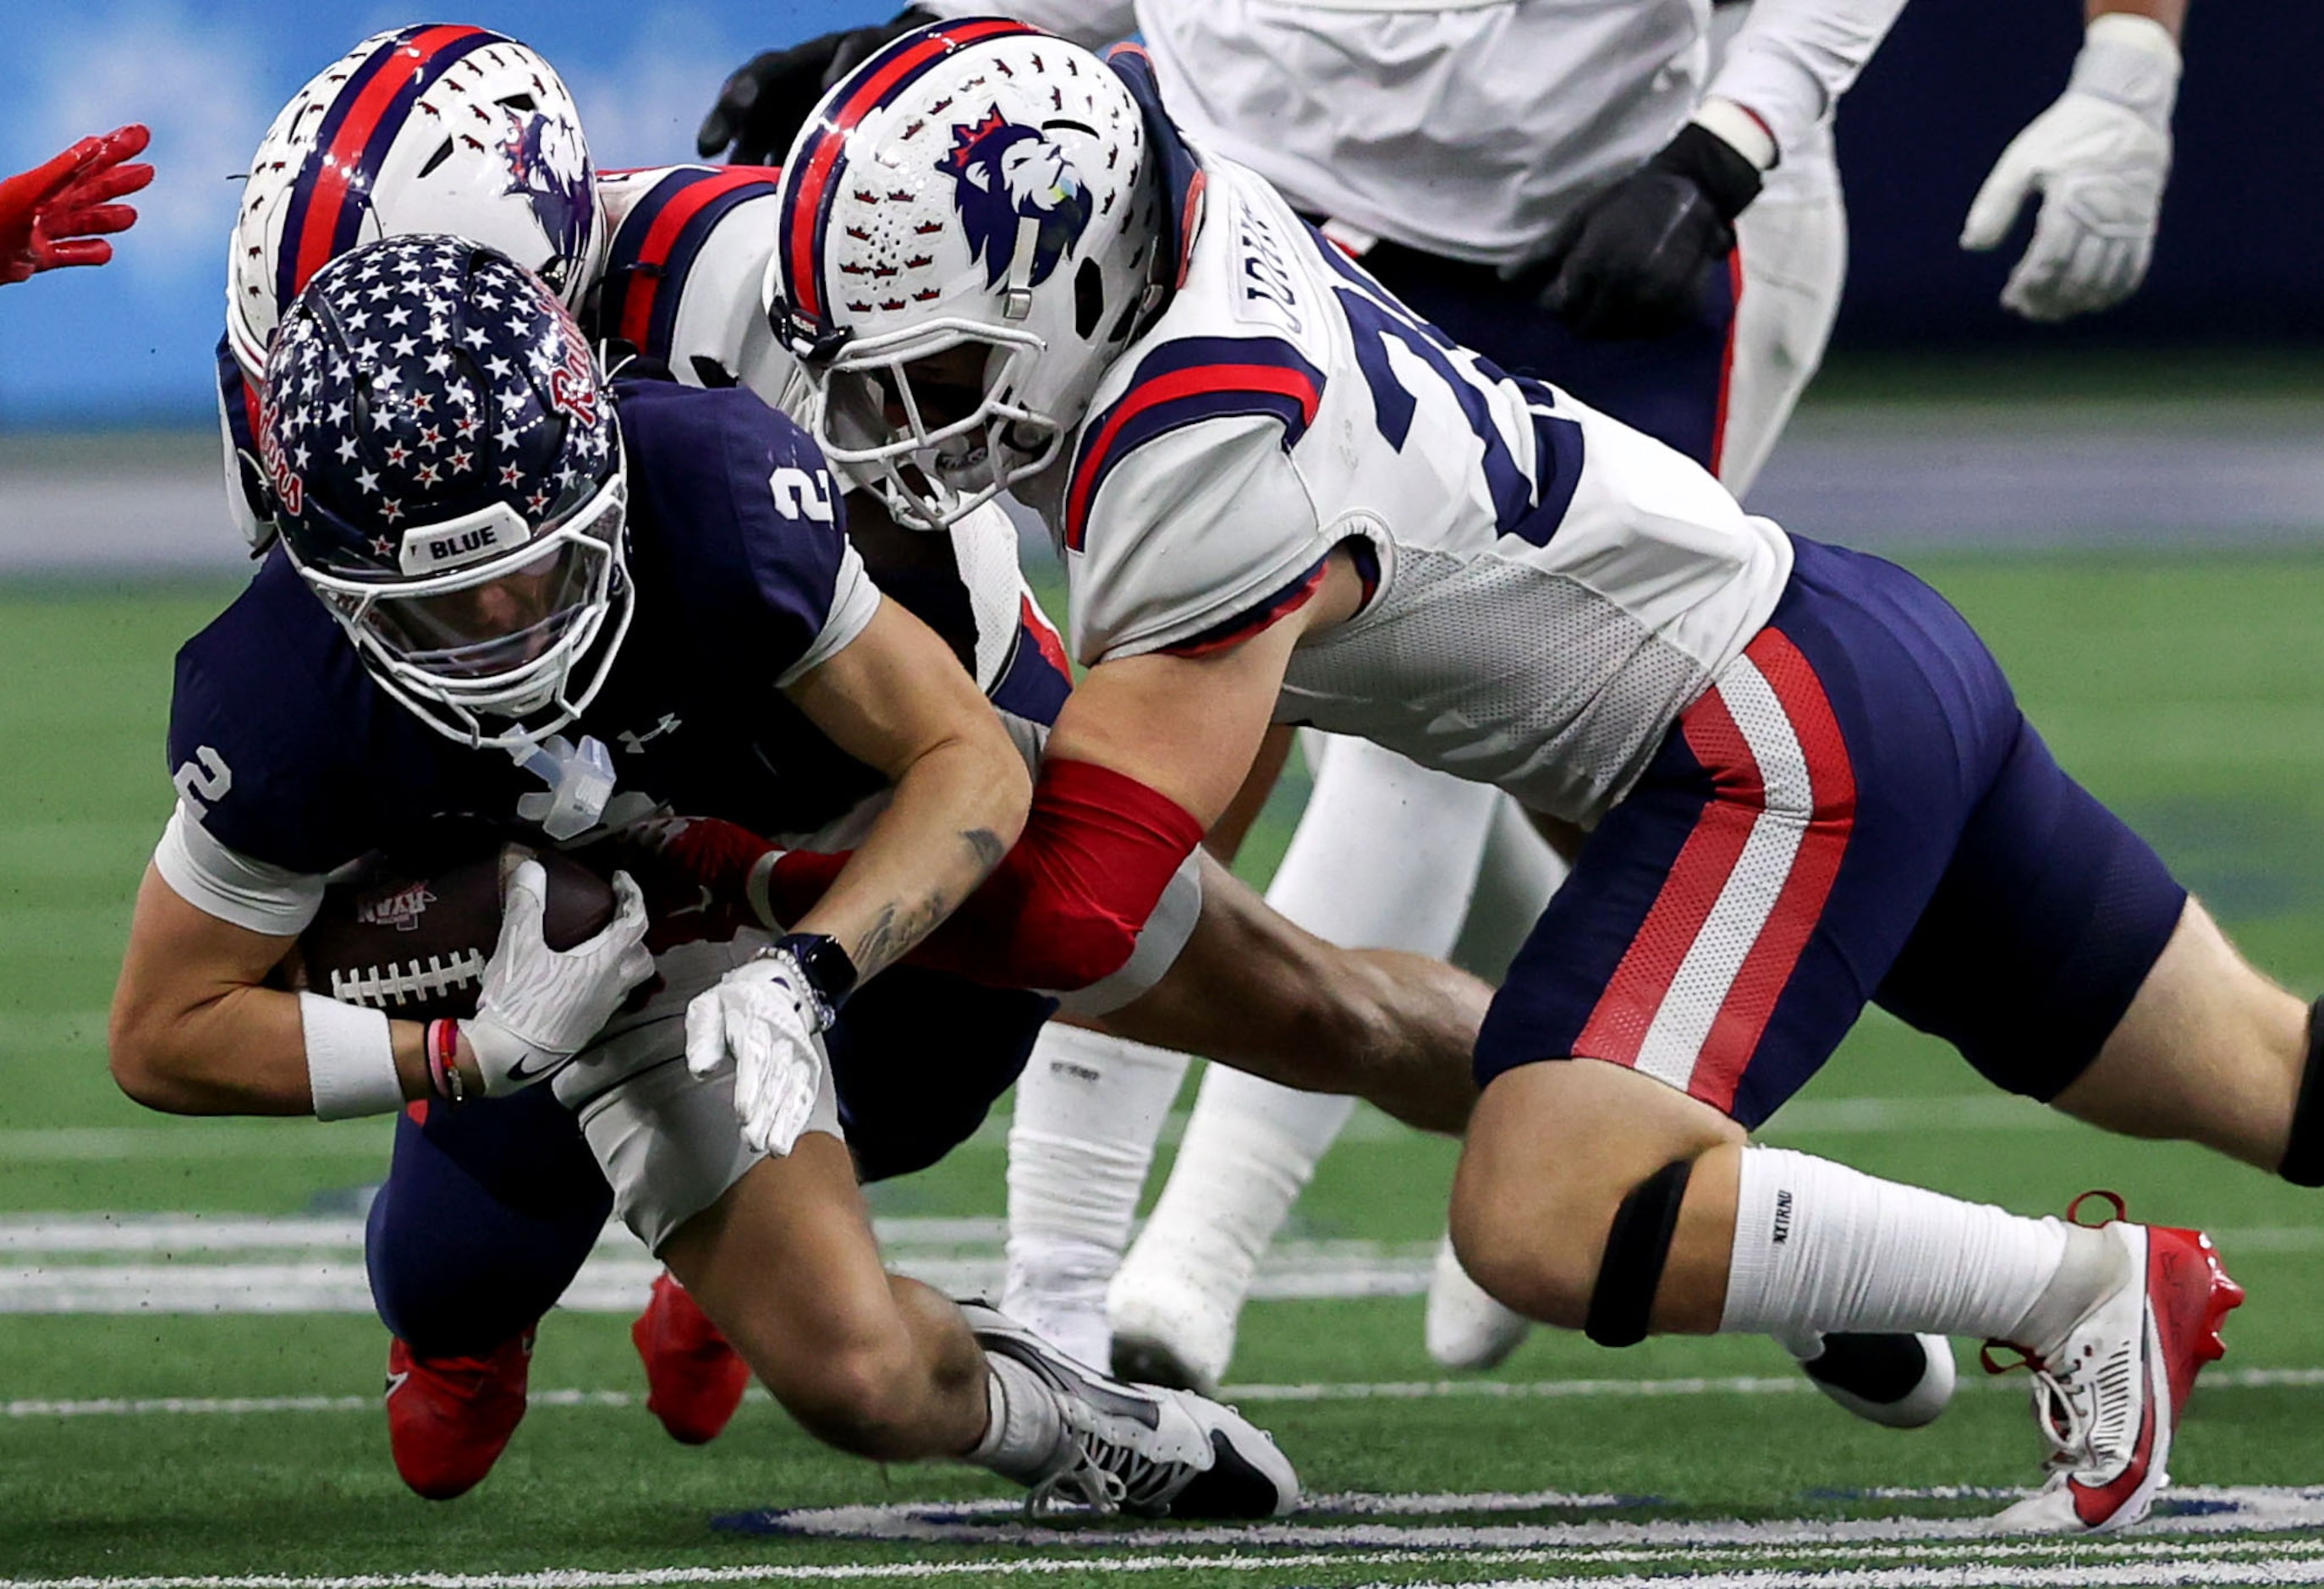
[{"left": 0, "top": 0, "right": 2316, "bottom": 432}]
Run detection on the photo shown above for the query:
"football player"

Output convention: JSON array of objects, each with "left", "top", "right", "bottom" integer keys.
[
  {"left": 700, "top": 0, "right": 2187, "bottom": 1396},
  {"left": 0, "top": 124, "right": 151, "bottom": 286},
  {"left": 208, "top": 24, "right": 1484, "bottom": 1498},
  {"left": 752, "top": 23, "right": 2285, "bottom": 1533},
  {"left": 110, "top": 235, "right": 1298, "bottom": 1520}
]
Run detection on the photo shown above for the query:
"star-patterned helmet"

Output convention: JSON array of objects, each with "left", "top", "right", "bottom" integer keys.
[
  {"left": 766, "top": 19, "right": 1168, "bottom": 529},
  {"left": 263, "top": 234, "right": 631, "bottom": 751}
]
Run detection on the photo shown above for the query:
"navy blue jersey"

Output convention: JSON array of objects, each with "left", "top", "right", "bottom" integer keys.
[{"left": 168, "top": 374, "right": 886, "bottom": 876}]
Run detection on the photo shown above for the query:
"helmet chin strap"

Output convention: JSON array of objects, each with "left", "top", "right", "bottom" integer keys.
[{"left": 1001, "top": 215, "right": 1042, "bottom": 321}]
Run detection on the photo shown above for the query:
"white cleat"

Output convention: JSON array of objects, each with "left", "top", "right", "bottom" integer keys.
[
  {"left": 1425, "top": 1232, "right": 1533, "bottom": 1371},
  {"left": 1797, "top": 1332, "right": 1958, "bottom": 1429},
  {"left": 1107, "top": 1250, "right": 1242, "bottom": 1397},
  {"left": 962, "top": 1301, "right": 1299, "bottom": 1520},
  {"left": 1986, "top": 1197, "right": 2241, "bottom": 1535}
]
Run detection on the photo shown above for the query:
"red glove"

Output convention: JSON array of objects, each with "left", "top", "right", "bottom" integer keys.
[
  {"left": 0, "top": 124, "right": 152, "bottom": 285},
  {"left": 582, "top": 815, "right": 783, "bottom": 953}
]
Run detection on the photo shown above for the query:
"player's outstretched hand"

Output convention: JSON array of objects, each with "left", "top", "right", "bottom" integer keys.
[
  {"left": 0, "top": 124, "right": 153, "bottom": 285},
  {"left": 1521, "top": 122, "right": 1761, "bottom": 342},
  {"left": 696, "top": 8, "right": 936, "bottom": 164},
  {"left": 1959, "top": 14, "right": 2178, "bottom": 323},
  {"left": 685, "top": 948, "right": 828, "bottom": 1157},
  {"left": 463, "top": 861, "right": 654, "bottom": 1095},
  {"left": 590, "top": 813, "right": 784, "bottom": 950}
]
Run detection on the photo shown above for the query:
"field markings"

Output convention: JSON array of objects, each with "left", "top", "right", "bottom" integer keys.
[
  {"left": 12, "top": 1534, "right": 2324, "bottom": 1589},
  {"left": 15, "top": 1366, "right": 2324, "bottom": 1421},
  {"left": 10, "top": 1209, "right": 2324, "bottom": 1314},
  {"left": 725, "top": 1484, "right": 2324, "bottom": 1549}
]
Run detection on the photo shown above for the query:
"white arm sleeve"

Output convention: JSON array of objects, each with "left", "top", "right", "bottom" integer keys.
[
  {"left": 775, "top": 538, "right": 883, "bottom": 688},
  {"left": 917, "top": 0, "right": 1138, "bottom": 49},
  {"left": 1704, "top": 0, "right": 1913, "bottom": 165},
  {"left": 151, "top": 801, "right": 326, "bottom": 937}
]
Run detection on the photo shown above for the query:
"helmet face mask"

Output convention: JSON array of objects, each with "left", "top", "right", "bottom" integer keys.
[
  {"left": 767, "top": 21, "right": 1166, "bottom": 530},
  {"left": 266, "top": 234, "right": 631, "bottom": 753},
  {"left": 294, "top": 477, "right": 633, "bottom": 750}
]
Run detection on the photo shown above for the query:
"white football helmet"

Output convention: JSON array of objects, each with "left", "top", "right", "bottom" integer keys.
[
  {"left": 766, "top": 19, "right": 1169, "bottom": 528},
  {"left": 223, "top": 26, "right": 607, "bottom": 541}
]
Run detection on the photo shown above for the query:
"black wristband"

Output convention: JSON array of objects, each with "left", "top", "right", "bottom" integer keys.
[
  {"left": 1650, "top": 123, "right": 1764, "bottom": 223},
  {"left": 775, "top": 932, "right": 859, "bottom": 1013}
]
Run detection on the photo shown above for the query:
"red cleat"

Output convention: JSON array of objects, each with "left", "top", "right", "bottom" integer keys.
[
  {"left": 1988, "top": 1192, "right": 2243, "bottom": 1533},
  {"left": 633, "top": 1270, "right": 750, "bottom": 1444},
  {"left": 384, "top": 1329, "right": 534, "bottom": 1500}
]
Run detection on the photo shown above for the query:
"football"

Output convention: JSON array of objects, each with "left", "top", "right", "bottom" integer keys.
[{"left": 293, "top": 839, "right": 616, "bottom": 1022}]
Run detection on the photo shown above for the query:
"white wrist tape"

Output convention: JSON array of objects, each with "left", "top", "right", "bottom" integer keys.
[
  {"left": 2074, "top": 13, "right": 2181, "bottom": 122},
  {"left": 299, "top": 992, "right": 404, "bottom": 1120},
  {"left": 1692, "top": 97, "right": 1779, "bottom": 173}
]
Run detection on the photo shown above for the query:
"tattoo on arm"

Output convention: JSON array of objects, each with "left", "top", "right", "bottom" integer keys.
[
  {"left": 844, "top": 829, "right": 1010, "bottom": 979},
  {"left": 962, "top": 827, "right": 1006, "bottom": 873}
]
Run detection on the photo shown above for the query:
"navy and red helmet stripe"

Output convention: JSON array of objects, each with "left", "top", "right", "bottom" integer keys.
[
  {"left": 774, "top": 16, "right": 1040, "bottom": 327},
  {"left": 598, "top": 165, "right": 780, "bottom": 360},
  {"left": 1063, "top": 335, "right": 1325, "bottom": 553},
  {"left": 273, "top": 25, "right": 502, "bottom": 315}
]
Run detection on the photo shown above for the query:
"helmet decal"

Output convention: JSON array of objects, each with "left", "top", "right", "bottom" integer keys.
[
  {"left": 497, "top": 108, "right": 595, "bottom": 281},
  {"left": 939, "top": 107, "right": 1091, "bottom": 289}
]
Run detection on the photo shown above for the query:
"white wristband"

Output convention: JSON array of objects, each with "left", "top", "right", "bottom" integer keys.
[
  {"left": 2074, "top": 14, "right": 2181, "bottom": 122},
  {"left": 1692, "top": 97, "right": 1779, "bottom": 173},
  {"left": 299, "top": 992, "right": 405, "bottom": 1120}
]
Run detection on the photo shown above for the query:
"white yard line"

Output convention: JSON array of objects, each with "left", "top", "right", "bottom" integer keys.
[
  {"left": 11, "top": 1211, "right": 2322, "bottom": 1315},
  {"left": 11, "top": 1535, "right": 2324, "bottom": 1589},
  {"left": 14, "top": 1367, "right": 2324, "bottom": 1421}
]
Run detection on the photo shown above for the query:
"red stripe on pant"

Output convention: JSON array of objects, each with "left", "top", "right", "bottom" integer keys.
[
  {"left": 1684, "top": 629, "right": 1857, "bottom": 1113},
  {"left": 1572, "top": 681, "right": 1767, "bottom": 1067}
]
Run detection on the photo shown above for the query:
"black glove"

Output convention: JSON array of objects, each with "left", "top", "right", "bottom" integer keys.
[
  {"left": 696, "top": 7, "right": 937, "bottom": 165},
  {"left": 1521, "top": 123, "right": 1764, "bottom": 342}
]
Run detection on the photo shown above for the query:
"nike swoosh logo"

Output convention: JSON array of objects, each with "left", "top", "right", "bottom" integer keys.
[
  {"left": 383, "top": 1370, "right": 409, "bottom": 1399},
  {"left": 504, "top": 1053, "right": 573, "bottom": 1085}
]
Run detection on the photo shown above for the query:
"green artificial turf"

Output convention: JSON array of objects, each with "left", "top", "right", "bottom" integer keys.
[{"left": 6, "top": 553, "right": 2324, "bottom": 1585}]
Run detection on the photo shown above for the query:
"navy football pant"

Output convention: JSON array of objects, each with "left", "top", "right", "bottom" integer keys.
[
  {"left": 1474, "top": 536, "right": 2187, "bottom": 1127},
  {"left": 1355, "top": 240, "right": 1739, "bottom": 476},
  {"left": 367, "top": 967, "right": 1052, "bottom": 1355}
]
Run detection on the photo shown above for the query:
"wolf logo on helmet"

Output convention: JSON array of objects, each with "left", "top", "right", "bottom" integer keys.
[
  {"left": 497, "top": 109, "right": 595, "bottom": 289},
  {"left": 940, "top": 107, "right": 1092, "bottom": 289}
]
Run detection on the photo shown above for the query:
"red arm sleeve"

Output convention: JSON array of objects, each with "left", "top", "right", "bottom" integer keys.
[{"left": 764, "top": 757, "right": 1205, "bottom": 992}]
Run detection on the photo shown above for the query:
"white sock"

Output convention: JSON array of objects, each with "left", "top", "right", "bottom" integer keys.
[
  {"left": 1002, "top": 1025, "right": 1188, "bottom": 1368},
  {"left": 1720, "top": 1147, "right": 2114, "bottom": 1346},
  {"left": 1118, "top": 1065, "right": 1357, "bottom": 1306},
  {"left": 1118, "top": 736, "right": 1500, "bottom": 1311},
  {"left": 966, "top": 1353, "right": 1068, "bottom": 1484}
]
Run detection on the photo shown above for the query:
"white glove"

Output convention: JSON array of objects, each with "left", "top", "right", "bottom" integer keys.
[
  {"left": 1959, "top": 13, "right": 2179, "bottom": 323},
  {"left": 685, "top": 948, "right": 830, "bottom": 1157},
  {"left": 463, "top": 860, "right": 655, "bottom": 1096}
]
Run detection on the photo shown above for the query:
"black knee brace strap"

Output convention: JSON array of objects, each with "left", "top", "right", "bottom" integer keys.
[
  {"left": 2281, "top": 997, "right": 2324, "bottom": 1187},
  {"left": 1585, "top": 1158, "right": 1694, "bottom": 1349}
]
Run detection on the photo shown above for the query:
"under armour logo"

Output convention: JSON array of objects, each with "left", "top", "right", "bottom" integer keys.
[{"left": 615, "top": 713, "right": 683, "bottom": 755}]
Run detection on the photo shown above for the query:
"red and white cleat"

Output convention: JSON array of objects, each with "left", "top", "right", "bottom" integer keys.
[
  {"left": 1987, "top": 1193, "right": 2243, "bottom": 1534},
  {"left": 384, "top": 1328, "right": 535, "bottom": 1500},
  {"left": 633, "top": 1269, "right": 750, "bottom": 1445}
]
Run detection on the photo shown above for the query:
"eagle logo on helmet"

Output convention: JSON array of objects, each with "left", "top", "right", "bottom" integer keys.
[
  {"left": 939, "top": 107, "right": 1092, "bottom": 289},
  {"left": 497, "top": 110, "right": 594, "bottom": 283}
]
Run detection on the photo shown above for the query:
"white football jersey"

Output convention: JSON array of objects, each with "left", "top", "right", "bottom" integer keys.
[
  {"left": 922, "top": 0, "right": 1902, "bottom": 266},
  {"left": 1040, "top": 157, "right": 1794, "bottom": 826},
  {"left": 595, "top": 164, "right": 1036, "bottom": 700}
]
